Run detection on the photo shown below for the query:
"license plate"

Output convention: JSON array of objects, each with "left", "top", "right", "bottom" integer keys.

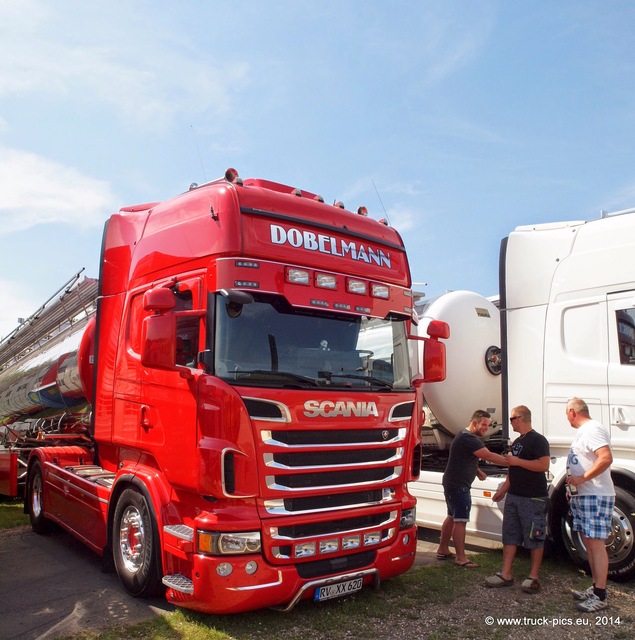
[{"left": 314, "top": 577, "right": 363, "bottom": 602}]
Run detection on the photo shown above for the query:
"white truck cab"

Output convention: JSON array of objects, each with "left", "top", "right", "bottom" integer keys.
[{"left": 411, "top": 207, "right": 635, "bottom": 581}]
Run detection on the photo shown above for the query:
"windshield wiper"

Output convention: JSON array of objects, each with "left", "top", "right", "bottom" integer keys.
[
  {"left": 321, "top": 373, "right": 394, "bottom": 389},
  {"left": 230, "top": 370, "right": 321, "bottom": 387}
]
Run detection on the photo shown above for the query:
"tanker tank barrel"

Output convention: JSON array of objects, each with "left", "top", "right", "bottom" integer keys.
[{"left": 0, "top": 272, "right": 98, "bottom": 370}]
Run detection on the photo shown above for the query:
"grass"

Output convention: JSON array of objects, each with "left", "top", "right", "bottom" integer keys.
[
  {"left": 3, "top": 503, "right": 633, "bottom": 639},
  {"left": 0, "top": 496, "right": 29, "bottom": 529},
  {"left": 55, "top": 549, "right": 618, "bottom": 640}
]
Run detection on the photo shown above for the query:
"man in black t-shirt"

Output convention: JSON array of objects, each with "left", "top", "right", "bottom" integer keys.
[
  {"left": 436, "top": 409, "right": 509, "bottom": 568},
  {"left": 485, "top": 405, "right": 550, "bottom": 593}
]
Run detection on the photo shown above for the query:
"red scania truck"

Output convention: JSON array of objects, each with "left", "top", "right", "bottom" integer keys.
[{"left": 0, "top": 169, "right": 448, "bottom": 614}]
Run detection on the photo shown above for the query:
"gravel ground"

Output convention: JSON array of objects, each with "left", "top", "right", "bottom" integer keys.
[
  {"left": 399, "top": 533, "right": 635, "bottom": 640},
  {"left": 2, "top": 523, "right": 633, "bottom": 640}
]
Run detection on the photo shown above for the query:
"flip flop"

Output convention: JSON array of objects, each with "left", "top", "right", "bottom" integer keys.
[
  {"left": 436, "top": 553, "right": 456, "bottom": 560},
  {"left": 455, "top": 560, "right": 479, "bottom": 568}
]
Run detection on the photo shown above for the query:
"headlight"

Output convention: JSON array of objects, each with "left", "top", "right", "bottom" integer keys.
[
  {"left": 197, "top": 531, "right": 262, "bottom": 555},
  {"left": 400, "top": 508, "right": 416, "bottom": 530}
]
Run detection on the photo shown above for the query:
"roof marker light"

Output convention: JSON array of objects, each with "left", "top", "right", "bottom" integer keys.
[
  {"left": 314, "top": 195, "right": 324, "bottom": 203},
  {"left": 225, "top": 168, "right": 239, "bottom": 182},
  {"left": 334, "top": 201, "right": 345, "bottom": 209},
  {"left": 292, "top": 188, "right": 302, "bottom": 197},
  {"left": 357, "top": 206, "right": 368, "bottom": 216}
]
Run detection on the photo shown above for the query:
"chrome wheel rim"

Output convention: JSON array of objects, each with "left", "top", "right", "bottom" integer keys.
[{"left": 119, "top": 505, "right": 145, "bottom": 573}]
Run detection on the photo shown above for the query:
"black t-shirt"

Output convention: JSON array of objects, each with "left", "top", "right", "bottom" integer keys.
[
  {"left": 508, "top": 429, "right": 550, "bottom": 498},
  {"left": 442, "top": 429, "right": 484, "bottom": 490}
]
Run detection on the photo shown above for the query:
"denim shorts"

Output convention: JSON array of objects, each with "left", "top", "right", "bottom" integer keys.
[
  {"left": 570, "top": 495, "right": 615, "bottom": 540},
  {"left": 444, "top": 485, "right": 471, "bottom": 522}
]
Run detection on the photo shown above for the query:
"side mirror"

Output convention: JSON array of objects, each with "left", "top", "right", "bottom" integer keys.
[
  {"left": 220, "top": 289, "right": 254, "bottom": 305},
  {"left": 141, "top": 313, "right": 177, "bottom": 370},
  {"left": 409, "top": 319, "right": 449, "bottom": 385},
  {"left": 141, "top": 287, "right": 177, "bottom": 370},
  {"left": 426, "top": 319, "right": 450, "bottom": 340},
  {"left": 422, "top": 339, "right": 446, "bottom": 383},
  {"left": 144, "top": 287, "right": 176, "bottom": 312}
]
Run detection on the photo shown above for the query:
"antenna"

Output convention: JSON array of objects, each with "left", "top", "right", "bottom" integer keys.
[
  {"left": 190, "top": 125, "right": 207, "bottom": 183},
  {"left": 372, "top": 179, "right": 391, "bottom": 225}
]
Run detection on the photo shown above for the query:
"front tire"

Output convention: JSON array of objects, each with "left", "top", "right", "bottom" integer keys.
[
  {"left": 112, "top": 488, "right": 163, "bottom": 597},
  {"left": 560, "top": 485, "right": 635, "bottom": 582}
]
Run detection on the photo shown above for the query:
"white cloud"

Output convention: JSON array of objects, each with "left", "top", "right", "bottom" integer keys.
[
  {"left": 0, "top": 1, "right": 250, "bottom": 132},
  {"left": 385, "top": 203, "right": 424, "bottom": 234},
  {"left": 363, "top": 2, "right": 496, "bottom": 87},
  {"left": 0, "top": 278, "right": 40, "bottom": 341},
  {"left": 342, "top": 177, "right": 427, "bottom": 203},
  {"left": 0, "top": 146, "right": 117, "bottom": 234}
]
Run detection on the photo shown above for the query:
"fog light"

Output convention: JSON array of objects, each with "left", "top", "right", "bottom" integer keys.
[
  {"left": 403, "top": 533, "right": 410, "bottom": 546},
  {"left": 245, "top": 561, "right": 258, "bottom": 575},
  {"left": 319, "top": 539, "right": 339, "bottom": 554},
  {"left": 295, "top": 542, "right": 316, "bottom": 558},
  {"left": 371, "top": 283, "right": 389, "bottom": 299},
  {"left": 400, "top": 508, "right": 416, "bottom": 530},
  {"left": 342, "top": 535, "right": 361, "bottom": 550},
  {"left": 287, "top": 268, "right": 310, "bottom": 285},
  {"left": 364, "top": 532, "right": 381, "bottom": 546},
  {"left": 217, "top": 562, "right": 233, "bottom": 577},
  {"left": 316, "top": 273, "right": 337, "bottom": 289},
  {"left": 347, "top": 278, "right": 367, "bottom": 295}
]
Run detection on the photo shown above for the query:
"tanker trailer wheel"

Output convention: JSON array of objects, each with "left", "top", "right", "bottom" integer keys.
[
  {"left": 560, "top": 486, "right": 635, "bottom": 582},
  {"left": 28, "top": 461, "right": 53, "bottom": 534},
  {"left": 112, "top": 488, "right": 163, "bottom": 597}
]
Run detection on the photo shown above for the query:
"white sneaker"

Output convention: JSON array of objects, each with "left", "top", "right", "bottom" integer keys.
[
  {"left": 571, "top": 585, "right": 594, "bottom": 601},
  {"left": 576, "top": 594, "right": 608, "bottom": 612}
]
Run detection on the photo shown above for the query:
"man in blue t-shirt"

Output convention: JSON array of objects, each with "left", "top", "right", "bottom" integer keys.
[{"left": 436, "top": 409, "right": 508, "bottom": 568}]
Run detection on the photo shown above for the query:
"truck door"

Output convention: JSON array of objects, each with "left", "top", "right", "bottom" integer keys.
[
  {"left": 112, "top": 291, "right": 145, "bottom": 446},
  {"left": 139, "top": 277, "right": 203, "bottom": 489},
  {"left": 607, "top": 291, "right": 635, "bottom": 448}
]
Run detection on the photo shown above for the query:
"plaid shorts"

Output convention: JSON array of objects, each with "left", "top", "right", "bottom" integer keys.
[{"left": 570, "top": 495, "right": 615, "bottom": 540}]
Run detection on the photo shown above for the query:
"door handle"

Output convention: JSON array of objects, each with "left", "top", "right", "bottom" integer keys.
[
  {"left": 140, "top": 404, "right": 153, "bottom": 430},
  {"left": 612, "top": 406, "right": 634, "bottom": 427}
]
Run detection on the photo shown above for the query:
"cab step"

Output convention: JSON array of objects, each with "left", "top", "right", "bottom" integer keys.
[{"left": 162, "top": 573, "right": 194, "bottom": 594}]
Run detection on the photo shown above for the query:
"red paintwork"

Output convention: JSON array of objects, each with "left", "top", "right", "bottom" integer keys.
[{"left": 0, "top": 173, "right": 444, "bottom": 614}]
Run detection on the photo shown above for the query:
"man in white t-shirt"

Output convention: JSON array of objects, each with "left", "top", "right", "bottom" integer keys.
[{"left": 566, "top": 397, "right": 615, "bottom": 613}]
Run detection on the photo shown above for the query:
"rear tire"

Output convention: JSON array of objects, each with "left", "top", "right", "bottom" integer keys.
[
  {"left": 112, "top": 488, "right": 163, "bottom": 597},
  {"left": 28, "top": 461, "right": 53, "bottom": 534},
  {"left": 559, "top": 485, "right": 635, "bottom": 582}
]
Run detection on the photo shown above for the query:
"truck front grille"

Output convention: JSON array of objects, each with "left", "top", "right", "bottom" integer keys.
[
  {"left": 247, "top": 397, "right": 414, "bottom": 568},
  {"left": 260, "top": 425, "right": 407, "bottom": 511}
]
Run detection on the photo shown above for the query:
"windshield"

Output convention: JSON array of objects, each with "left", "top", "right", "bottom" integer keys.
[{"left": 213, "top": 294, "right": 412, "bottom": 390}]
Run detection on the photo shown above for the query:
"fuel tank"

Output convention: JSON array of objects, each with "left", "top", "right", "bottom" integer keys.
[
  {"left": 417, "top": 290, "right": 502, "bottom": 435},
  {"left": 0, "top": 317, "right": 94, "bottom": 421},
  {"left": 0, "top": 276, "right": 97, "bottom": 423}
]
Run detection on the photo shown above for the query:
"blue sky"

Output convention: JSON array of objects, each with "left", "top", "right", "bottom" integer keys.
[{"left": 1, "top": 0, "right": 634, "bottom": 339}]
